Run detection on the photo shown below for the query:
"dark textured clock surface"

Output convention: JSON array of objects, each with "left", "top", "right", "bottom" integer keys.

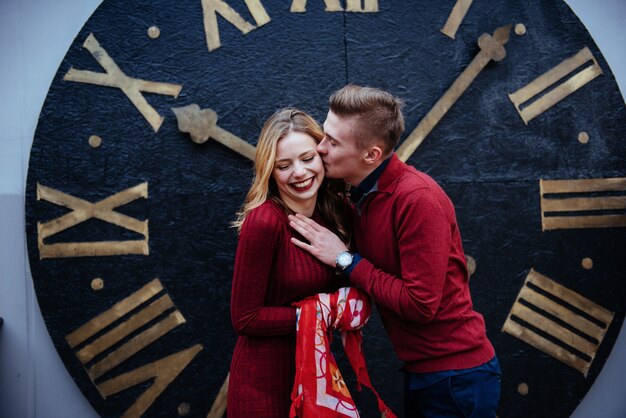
[{"left": 25, "top": 0, "right": 625, "bottom": 417}]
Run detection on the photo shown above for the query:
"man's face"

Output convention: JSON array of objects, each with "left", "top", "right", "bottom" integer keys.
[{"left": 318, "top": 111, "right": 365, "bottom": 185}]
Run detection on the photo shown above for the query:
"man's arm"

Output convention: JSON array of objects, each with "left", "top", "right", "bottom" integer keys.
[
  {"left": 289, "top": 190, "right": 453, "bottom": 323},
  {"left": 288, "top": 213, "right": 348, "bottom": 267}
]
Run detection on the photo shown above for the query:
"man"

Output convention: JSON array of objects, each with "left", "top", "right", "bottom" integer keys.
[{"left": 288, "top": 84, "right": 501, "bottom": 417}]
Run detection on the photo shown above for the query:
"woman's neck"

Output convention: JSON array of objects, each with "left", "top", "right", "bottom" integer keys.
[{"left": 280, "top": 195, "right": 316, "bottom": 217}]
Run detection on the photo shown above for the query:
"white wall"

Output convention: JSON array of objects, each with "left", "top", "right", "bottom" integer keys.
[
  {"left": 0, "top": 1, "right": 624, "bottom": 417},
  {"left": 1, "top": 2, "right": 103, "bottom": 417}
]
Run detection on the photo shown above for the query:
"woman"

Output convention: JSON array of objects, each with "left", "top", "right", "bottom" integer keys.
[{"left": 228, "top": 108, "right": 351, "bottom": 417}]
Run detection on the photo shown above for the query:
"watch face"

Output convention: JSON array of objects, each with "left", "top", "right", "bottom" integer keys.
[
  {"left": 337, "top": 252, "right": 352, "bottom": 269},
  {"left": 25, "top": 1, "right": 625, "bottom": 418}
]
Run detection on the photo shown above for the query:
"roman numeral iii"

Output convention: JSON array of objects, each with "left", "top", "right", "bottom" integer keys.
[{"left": 540, "top": 177, "right": 626, "bottom": 230}]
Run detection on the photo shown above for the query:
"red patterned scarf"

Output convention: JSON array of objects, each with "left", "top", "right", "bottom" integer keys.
[{"left": 290, "top": 287, "right": 396, "bottom": 418}]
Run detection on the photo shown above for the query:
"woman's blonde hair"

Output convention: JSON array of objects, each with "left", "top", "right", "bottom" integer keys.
[{"left": 233, "top": 108, "right": 351, "bottom": 244}]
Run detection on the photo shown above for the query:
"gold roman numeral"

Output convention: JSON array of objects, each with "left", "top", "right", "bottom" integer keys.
[
  {"left": 540, "top": 177, "right": 626, "bottom": 230},
  {"left": 64, "top": 34, "right": 182, "bottom": 133},
  {"left": 201, "top": 0, "right": 271, "bottom": 52},
  {"left": 37, "top": 182, "right": 149, "bottom": 258},
  {"left": 508, "top": 47, "right": 603, "bottom": 124},
  {"left": 502, "top": 269, "right": 614, "bottom": 376},
  {"left": 290, "top": 0, "right": 378, "bottom": 13},
  {"left": 441, "top": 0, "right": 473, "bottom": 39},
  {"left": 66, "top": 279, "right": 203, "bottom": 418},
  {"left": 206, "top": 374, "right": 229, "bottom": 418}
]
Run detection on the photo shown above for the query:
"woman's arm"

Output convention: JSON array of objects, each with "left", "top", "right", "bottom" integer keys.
[{"left": 230, "top": 205, "right": 296, "bottom": 336}]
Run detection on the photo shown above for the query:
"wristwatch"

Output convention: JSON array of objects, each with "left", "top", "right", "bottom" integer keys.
[{"left": 335, "top": 251, "right": 355, "bottom": 272}]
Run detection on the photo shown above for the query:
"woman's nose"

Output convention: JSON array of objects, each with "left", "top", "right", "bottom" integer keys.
[{"left": 293, "top": 162, "right": 307, "bottom": 177}]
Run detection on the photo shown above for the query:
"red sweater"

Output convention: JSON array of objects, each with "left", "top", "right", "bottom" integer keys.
[
  {"left": 228, "top": 200, "right": 340, "bottom": 418},
  {"left": 350, "top": 154, "right": 495, "bottom": 373}
]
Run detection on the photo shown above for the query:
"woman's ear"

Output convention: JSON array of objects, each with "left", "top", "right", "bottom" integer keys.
[{"left": 363, "top": 146, "right": 384, "bottom": 165}]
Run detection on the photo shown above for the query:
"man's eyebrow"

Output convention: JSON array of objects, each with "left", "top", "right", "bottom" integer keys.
[{"left": 324, "top": 132, "right": 337, "bottom": 142}]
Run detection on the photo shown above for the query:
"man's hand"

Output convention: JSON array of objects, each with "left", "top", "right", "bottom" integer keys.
[{"left": 288, "top": 213, "right": 348, "bottom": 267}]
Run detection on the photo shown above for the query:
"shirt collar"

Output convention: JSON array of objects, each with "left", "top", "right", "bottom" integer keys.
[
  {"left": 349, "top": 156, "right": 392, "bottom": 204},
  {"left": 376, "top": 153, "right": 406, "bottom": 194}
]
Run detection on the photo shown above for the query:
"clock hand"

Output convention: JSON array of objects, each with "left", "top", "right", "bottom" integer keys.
[
  {"left": 396, "top": 24, "right": 512, "bottom": 162},
  {"left": 172, "top": 104, "right": 257, "bottom": 161}
]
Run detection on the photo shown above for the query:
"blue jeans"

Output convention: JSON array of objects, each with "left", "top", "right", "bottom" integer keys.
[{"left": 404, "top": 367, "right": 501, "bottom": 418}]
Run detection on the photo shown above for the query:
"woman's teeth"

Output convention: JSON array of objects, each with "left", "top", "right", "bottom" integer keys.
[{"left": 292, "top": 178, "right": 313, "bottom": 189}]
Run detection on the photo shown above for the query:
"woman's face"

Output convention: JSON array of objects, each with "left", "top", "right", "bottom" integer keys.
[{"left": 272, "top": 131, "right": 324, "bottom": 213}]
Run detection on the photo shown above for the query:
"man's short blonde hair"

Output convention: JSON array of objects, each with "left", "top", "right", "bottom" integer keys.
[{"left": 329, "top": 84, "right": 405, "bottom": 155}]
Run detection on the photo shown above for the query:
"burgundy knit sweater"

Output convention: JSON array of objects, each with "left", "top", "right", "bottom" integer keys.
[
  {"left": 350, "top": 154, "right": 495, "bottom": 373},
  {"left": 228, "top": 200, "right": 340, "bottom": 418}
]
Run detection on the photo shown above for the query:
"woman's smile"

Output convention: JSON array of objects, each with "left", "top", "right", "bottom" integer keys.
[{"left": 290, "top": 177, "right": 315, "bottom": 192}]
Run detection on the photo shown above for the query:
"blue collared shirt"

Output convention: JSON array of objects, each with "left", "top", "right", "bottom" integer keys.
[{"left": 349, "top": 156, "right": 392, "bottom": 209}]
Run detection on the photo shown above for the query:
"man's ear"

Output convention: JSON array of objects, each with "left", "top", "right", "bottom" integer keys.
[{"left": 363, "top": 145, "right": 384, "bottom": 165}]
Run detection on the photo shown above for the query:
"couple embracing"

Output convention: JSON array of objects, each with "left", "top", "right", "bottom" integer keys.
[{"left": 227, "top": 85, "right": 501, "bottom": 418}]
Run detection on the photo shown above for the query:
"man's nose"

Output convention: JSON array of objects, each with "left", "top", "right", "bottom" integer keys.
[{"left": 317, "top": 137, "right": 327, "bottom": 154}]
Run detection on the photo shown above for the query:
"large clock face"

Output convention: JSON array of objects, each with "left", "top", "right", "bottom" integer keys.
[{"left": 25, "top": 1, "right": 626, "bottom": 417}]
